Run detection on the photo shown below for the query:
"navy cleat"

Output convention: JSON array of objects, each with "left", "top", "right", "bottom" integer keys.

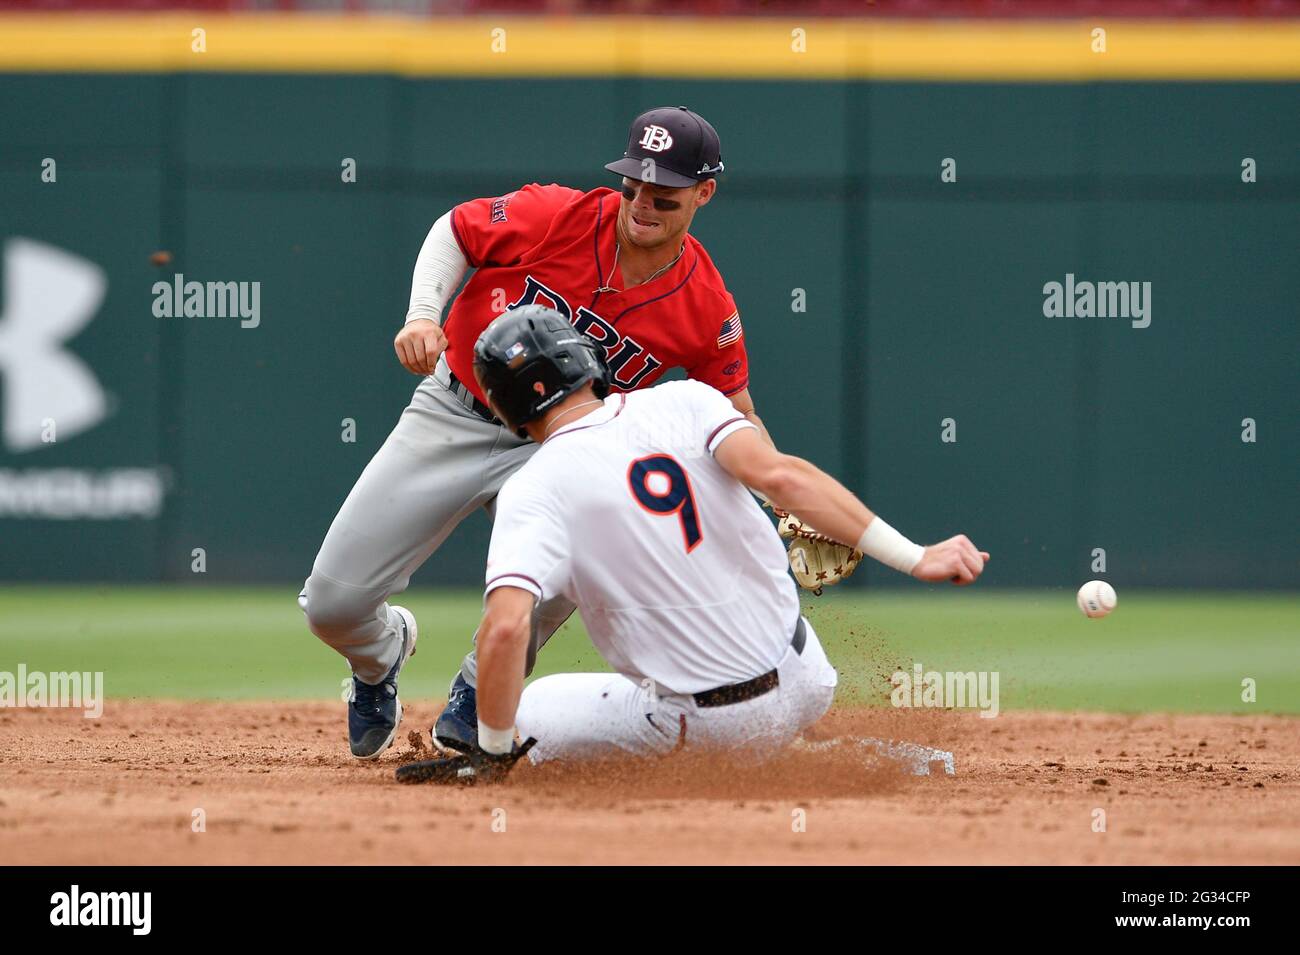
[
  {"left": 347, "top": 605, "right": 418, "bottom": 759},
  {"left": 433, "top": 673, "right": 478, "bottom": 754}
]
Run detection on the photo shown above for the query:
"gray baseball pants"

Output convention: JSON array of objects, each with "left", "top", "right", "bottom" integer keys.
[{"left": 299, "top": 357, "right": 573, "bottom": 686}]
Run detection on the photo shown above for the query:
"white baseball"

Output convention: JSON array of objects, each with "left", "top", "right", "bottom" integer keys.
[{"left": 1076, "top": 580, "right": 1117, "bottom": 618}]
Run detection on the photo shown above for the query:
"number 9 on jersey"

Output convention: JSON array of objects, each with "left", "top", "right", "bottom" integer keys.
[{"left": 627, "top": 454, "right": 703, "bottom": 553}]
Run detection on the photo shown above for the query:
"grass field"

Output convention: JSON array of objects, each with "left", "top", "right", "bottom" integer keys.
[{"left": 1, "top": 586, "right": 1295, "bottom": 713}]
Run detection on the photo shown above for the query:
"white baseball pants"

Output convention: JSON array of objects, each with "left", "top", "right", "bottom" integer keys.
[{"left": 516, "top": 618, "right": 838, "bottom": 764}]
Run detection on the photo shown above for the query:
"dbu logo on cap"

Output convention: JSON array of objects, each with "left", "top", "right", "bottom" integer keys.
[{"left": 638, "top": 125, "right": 673, "bottom": 152}]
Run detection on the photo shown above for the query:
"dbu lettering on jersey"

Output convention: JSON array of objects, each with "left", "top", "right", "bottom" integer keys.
[
  {"left": 443, "top": 183, "right": 748, "bottom": 405},
  {"left": 510, "top": 275, "right": 661, "bottom": 389}
]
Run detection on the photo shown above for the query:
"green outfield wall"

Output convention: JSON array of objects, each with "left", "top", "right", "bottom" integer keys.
[{"left": 1, "top": 74, "right": 1296, "bottom": 588}]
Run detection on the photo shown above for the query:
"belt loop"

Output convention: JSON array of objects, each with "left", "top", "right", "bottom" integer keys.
[{"left": 672, "top": 714, "right": 688, "bottom": 753}]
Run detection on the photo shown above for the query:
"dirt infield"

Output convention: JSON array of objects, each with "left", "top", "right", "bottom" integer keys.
[{"left": 1, "top": 701, "right": 1296, "bottom": 865}]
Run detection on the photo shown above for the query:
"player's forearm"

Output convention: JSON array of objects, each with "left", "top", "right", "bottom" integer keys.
[
  {"left": 759, "top": 455, "right": 875, "bottom": 548},
  {"left": 474, "top": 609, "right": 530, "bottom": 741},
  {"left": 405, "top": 211, "right": 470, "bottom": 326},
  {"left": 765, "top": 457, "right": 927, "bottom": 574}
]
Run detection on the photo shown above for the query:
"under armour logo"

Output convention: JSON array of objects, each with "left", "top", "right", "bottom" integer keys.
[
  {"left": 638, "top": 124, "right": 673, "bottom": 152},
  {"left": 0, "top": 237, "right": 109, "bottom": 452}
]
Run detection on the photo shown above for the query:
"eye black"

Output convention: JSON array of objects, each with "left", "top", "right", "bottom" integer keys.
[{"left": 622, "top": 185, "right": 681, "bottom": 212}]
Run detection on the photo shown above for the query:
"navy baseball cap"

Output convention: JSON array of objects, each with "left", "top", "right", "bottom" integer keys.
[{"left": 605, "top": 106, "right": 724, "bottom": 188}]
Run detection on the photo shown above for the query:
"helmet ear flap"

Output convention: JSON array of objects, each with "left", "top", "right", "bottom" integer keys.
[{"left": 588, "top": 341, "right": 612, "bottom": 399}]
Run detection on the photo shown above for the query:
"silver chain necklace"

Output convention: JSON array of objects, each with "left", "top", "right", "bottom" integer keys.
[
  {"left": 543, "top": 399, "right": 606, "bottom": 440},
  {"left": 594, "top": 240, "right": 685, "bottom": 296}
]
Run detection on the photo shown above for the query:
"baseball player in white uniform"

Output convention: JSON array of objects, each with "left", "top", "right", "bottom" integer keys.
[{"left": 396, "top": 306, "right": 989, "bottom": 783}]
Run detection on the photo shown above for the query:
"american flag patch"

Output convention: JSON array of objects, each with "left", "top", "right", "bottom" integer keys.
[{"left": 716, "top": 312, "right": 742, "bottom": 349}]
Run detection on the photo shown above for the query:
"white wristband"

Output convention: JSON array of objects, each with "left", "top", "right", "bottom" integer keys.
[
  {"left": 856, "top": 517, "right": 926, "bottom": 575},
  {"left": 477, "top": 720, "right": 516, "bottom": 755}
]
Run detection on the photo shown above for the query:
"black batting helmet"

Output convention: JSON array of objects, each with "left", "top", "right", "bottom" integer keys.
[{"left": 473, "top": 305, "right": 611, "bottom": 436}]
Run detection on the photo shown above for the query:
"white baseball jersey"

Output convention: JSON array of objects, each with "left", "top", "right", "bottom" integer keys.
[{"left": 485, "top": 379, "right": 801, "bottom": 695}]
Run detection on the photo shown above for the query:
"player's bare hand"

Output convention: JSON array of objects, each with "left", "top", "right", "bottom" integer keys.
[
  {"left": 394, "top": 319, "right": 448, "bottom": 376},
  {"left": 912, "top": 535, "right": 989, "bottom": 586}
]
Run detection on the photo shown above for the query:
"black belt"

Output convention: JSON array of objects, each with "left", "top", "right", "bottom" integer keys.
[
  {"left": 692, "top": 617, "right": 807, "bottom": 709},
  {"left": 445, "top": 369, "right": 501, "bottom": 424}
]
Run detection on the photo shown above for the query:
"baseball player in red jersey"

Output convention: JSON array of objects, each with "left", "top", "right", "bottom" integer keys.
[{"left": 301, "top": 107, "right": 771, "bottom": 758}]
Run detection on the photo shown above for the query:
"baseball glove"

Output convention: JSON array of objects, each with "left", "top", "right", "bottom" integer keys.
[
  {"left": 777, "top": 512, "right": 863, "bottom": 595},
  {"left": 395, "top": 737, "right": 537, "bottom": 786}
]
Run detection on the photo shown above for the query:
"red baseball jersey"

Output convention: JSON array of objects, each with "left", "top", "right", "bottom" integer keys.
[{"left": 444, "top": 182, "right": 748, "bottom": 404}]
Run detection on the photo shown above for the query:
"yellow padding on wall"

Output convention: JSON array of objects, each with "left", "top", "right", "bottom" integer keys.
[{"left": 0, "top": 15, "right": 1298, "bottom": 80}]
